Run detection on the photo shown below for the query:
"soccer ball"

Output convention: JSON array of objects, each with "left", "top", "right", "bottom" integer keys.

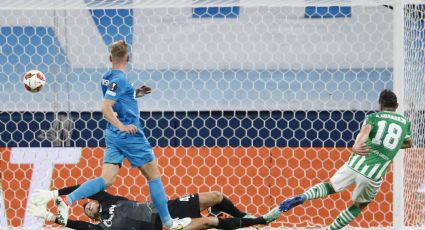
[{"left": 23, "top": 70, "right": 46, "bottom": 93}]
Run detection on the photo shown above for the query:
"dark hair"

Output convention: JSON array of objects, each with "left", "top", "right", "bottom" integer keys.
[
  {"left": 379, "top": 89, "right": 398, "bottom": 108},
  {"left": 83, "top": 201, "right": 100, "bottom": 220}
]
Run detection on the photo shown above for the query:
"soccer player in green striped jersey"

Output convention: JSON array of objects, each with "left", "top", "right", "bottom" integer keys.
[{"left": 266, "top": 89, "right": 413, "bottom": 230}]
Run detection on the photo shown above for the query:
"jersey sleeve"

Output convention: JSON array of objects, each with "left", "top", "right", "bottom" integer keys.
[
  {"left": 59, "top": 219, "right": 102, "bottom": 230},
  {"left": 87, "top": 190, "right": 115, "bottom": 201},
  {"left": 57, "top": 184, "right": 127, "bottom": 203},
  {"left": 103, "top": 77, "right": 127, "bottom": 101},
  {"left": 58, "top": 185, "right": 80, "bottom": 196},
  {"left": 362, "top": 114, "right": 375, "bottom": 127},
  {"left": 88, "top": 191, "right": 129, "bottom": 202}
]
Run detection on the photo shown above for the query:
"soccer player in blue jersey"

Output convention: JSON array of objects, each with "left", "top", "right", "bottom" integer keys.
[{"left": 58, "top": 40, "right": 190, "bottom": 229}]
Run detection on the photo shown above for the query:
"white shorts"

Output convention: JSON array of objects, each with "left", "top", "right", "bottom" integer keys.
[{"left": 330, "top": 163, "right": 383, "bottom": 203}]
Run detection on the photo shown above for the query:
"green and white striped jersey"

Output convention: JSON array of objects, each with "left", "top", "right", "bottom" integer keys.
[{"left": 347, "top": 111, "right": 411, "bottom": 180}]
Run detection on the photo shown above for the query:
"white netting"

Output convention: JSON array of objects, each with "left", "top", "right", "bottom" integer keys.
[
  {"left": 0, "top": 0, "right": 418, "bottom": 10},
  {"left": 0, "top": 6, "right": 394, "bottom": 112},
  {"left": 403, "top": 4, "right": 425, "bottom": 228},
  {"left": 0, "top": 2, "right": 424, "bottom": 229}
]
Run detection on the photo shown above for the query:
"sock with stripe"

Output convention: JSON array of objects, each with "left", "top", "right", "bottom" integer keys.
[
  {"left": 329, "top": 205, "right": 362, "bottom": 230},
  {"left": 303, "top": 182, "right": 335, "bottom": 200}
]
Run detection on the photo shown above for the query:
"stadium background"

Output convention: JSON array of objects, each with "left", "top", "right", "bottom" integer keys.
[{"left": 0, "top": 4, "right": 421, "bottom": 229}]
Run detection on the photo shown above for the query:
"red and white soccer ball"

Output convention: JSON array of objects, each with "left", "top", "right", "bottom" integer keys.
[{"left": 23, "top": 70, "right": 46, "bottom": 93}]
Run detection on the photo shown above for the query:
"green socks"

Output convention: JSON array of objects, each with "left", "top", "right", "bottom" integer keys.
[
  {"left": 303, "top": 182, "right": 335, "bottom": 200},
  {"left": 329, "top": 205, "right": 362, "bottom": 230}
]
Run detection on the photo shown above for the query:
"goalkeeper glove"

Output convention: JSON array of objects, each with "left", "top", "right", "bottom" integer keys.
[
  {"left": 135, "top": 85, "right": 152, "bottom": 98},
  {"left": 31, "top": 189, "right": 59, "bottom": 206},
  {"left": 27, "top": 204, "right": 55, "bottom": 222},
  {"left": 55, "top": 197, "right": 69, "bottom": 226}
]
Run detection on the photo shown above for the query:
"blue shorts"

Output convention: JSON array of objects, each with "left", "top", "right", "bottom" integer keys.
[{"left": 104, "top": 133, "right": 155, "bottom": 168}]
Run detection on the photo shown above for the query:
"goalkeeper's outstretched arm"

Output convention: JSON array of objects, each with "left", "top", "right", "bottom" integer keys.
[
  {"left": 61, "top": 218, "right": 102, "bottom": 230},
  {"left": 29, "top": 198, "right": 102, "bottom": 230},
  {"left": 57, "top": 184, "right": 119, "bottom": 201},
  {"left": 31, "top": 185, "right": 128, "bottom": 207},
  {"left": 37, "top": 211, "right": 102, "bottom": 230}
]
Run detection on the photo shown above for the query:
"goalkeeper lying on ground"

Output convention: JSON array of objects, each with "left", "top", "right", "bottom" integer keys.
[{"left": 29, "top": 185, "right": 280, "bottom": 230}]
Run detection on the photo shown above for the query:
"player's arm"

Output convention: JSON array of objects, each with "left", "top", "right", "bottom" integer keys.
[
  {"left": 28, "top": 204, "right": 101, "bottom": 230},
  {"left": 58, "top": 185, "right": 80, "bottom": 195},
  {"left": 135, "top": 85, "right": 151, "bottom": 98},
  {"left": 61, "top": 185, "right": 127, "bottom": 201},
  {"left": 63, "top": 219, "right": 103, "bottom": 230},
  {"left": 401, "top": 120, "right": 413, "bottom": 149},
  {"left": 102, "top": 99, "right": 137, "bottom": 134},
  {"left": 50, "top": 214, "right": 102, "bottom": 230},
  {"left": 31, "top": 185, "right": 115, "bottom": 206},
  {"left": 103, "top": 79, "right": 137, "bottom": 134},
  {"left": 401, "top": 137, "right": 413, "bottom": 149},
  {"left": 352, "top": 123, "right": 372, "bottom": 156},
  {"left": 88, "top": 190, "right": 129, "bottom": 202},
  {"left": 31, "top": 185, "right": 92, "bottom": 206},
  {"left": 57, "top": 184, "right": 117, "bottom": 201}
]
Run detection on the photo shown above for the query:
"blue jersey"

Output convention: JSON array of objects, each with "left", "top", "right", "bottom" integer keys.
[{"left": 101, "top": 70, "right": 142, "bottom": 135}]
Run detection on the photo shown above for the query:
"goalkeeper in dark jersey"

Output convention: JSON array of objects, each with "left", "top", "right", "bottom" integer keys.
[{"left": 29, "top": 185, "right": 280, "bottom": 230}]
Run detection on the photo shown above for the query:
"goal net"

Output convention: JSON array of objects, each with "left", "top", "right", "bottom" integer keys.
[
  {"left": 403, "top": 3, "right": 425, "bottom": 228},
  {"left": 0, "top": 0, "right": 424, "bottom": 229}
]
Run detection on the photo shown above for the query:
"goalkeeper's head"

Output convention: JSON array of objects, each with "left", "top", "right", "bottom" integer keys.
[
  {"left": 109, "top": 40, "right": 129, "bottom": 65},
  {"left": 83, "top": 200, "right": 101, "bottom": 220},
  {"left": 379, "top": 89, "right": 398, "bottom": 111}
]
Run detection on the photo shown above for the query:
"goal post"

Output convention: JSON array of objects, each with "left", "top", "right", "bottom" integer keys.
[
  {"left": 0, "top": 0, "right": 425, "bottom": 229},
  {"left": 392, "top": 1, "right": 405, "bottom": 229}
]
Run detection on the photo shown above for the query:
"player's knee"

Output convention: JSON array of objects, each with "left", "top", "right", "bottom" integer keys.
[
  {"left": 139, "top": 160, "right": 161, "bottom": 181},
  {"left": 211, "top": 191, "right": 223, "bottom": 204},
  {"left": 104, "top": 180, "right": 114, "bottom": 188},
  {"left": 101, "top": 164, "right": 120, "bottom": 187},
  {"left": 101, "top": 176, "right": 115, "bottom": 188},
  {"left": 323, "top": 181, "right": 336, "bottom": 194},
  {"left": 203, "top": 217, "right": 219, "bottom": 228},
  {"left": 353, "top": 202, "right": 369, "bottom": 210}
]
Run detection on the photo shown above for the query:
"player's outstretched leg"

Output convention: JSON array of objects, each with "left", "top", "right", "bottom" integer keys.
[
  {"left": 279, "top": 195, "right": 306, "bottom": 212},
  {"left": 279, "top": 182, "right": 335, "bottom": 212},
  {"left": 66, "top": 177, "right": 107, "bottom": 205},
  {"left": 327, "top": 205, "right": 362, "bottom": 230},
  {"left": 141, "top": 160, "right": 188, "bottom": 229},
  {"left": 202, "top": 192, "right": 250, "bottom": 218},
  {"left": 148, "top": 177, "right": 175, "bottom": 228},
  {"left": 65, "top": 164, "right": 118, "bottom": 206},
  {"left": 263, "top": 207, "right": 282, "bottom": 224},
  {"left": 217, "top": 217, "right": 267, "bottom": 229},
  {"left": 149, "top": 176, "right": 192, "bottom": 229},
  {"left": 184, "top": 216, "right": 268, "bottom": 230}
]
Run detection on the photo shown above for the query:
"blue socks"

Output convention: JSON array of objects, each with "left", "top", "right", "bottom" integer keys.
[
  {"left": 148, "top": 177, "right": 172, "bottom": 227},
  {"left": 66, "top": 177, "right": 106, "bottom": 204}
]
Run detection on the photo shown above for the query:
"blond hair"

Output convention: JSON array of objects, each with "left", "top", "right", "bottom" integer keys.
[{"left": 110, "top": 40, "right": 128, "bottom": 63}]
